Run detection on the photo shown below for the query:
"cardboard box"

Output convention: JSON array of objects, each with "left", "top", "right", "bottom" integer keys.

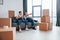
[
  {"left": 39, "top": 23, "right": 49, "bottom": 31},
  {"left": 41, "top": 16, "right": 50, "bottom": 23},
  {"left": 43, "top": 9, "right": 49, "bottom": 16},
  {"left": 48, "top": 23, "right": 52, "bottom": 30},
  {"left": 8, "top": 10, "right": 15, "bottom": 18}
]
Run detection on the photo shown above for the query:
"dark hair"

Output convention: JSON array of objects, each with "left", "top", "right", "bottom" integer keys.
[
  {"left": 19, "top": 11, "right": 22, "bottom": 14},
  {"left": 24, "top": 11, "right": 27, "bottom": 15},
  {"left": 25, "top": 11, "right": 27, "bottom": 12}
]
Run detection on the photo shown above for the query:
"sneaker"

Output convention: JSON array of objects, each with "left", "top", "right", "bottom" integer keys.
[
  {"left": 32, "top": 27, "right": 36, "bottom": 30},
  {"left": 28, "top": 27, "right": 31, "bottom": 29},
  {"left": 25, "top": 28, "right": 29, "bottom": 31},
  {"left": 19, "top": 29, "right": 22, "bottom": 32}
]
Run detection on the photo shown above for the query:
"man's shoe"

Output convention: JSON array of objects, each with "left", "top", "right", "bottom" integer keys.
[
  {"left": 25, "top": 28, "right": 29, "bottom": 31},
  {"left": 18, "top": 29, "right": 22, "bottom": 33},
  {"left": 32, "top": 27, "right": 36, "bottom": 30},
  {"left": 28, "top": 27, "right": 31, "bottom": 29}
]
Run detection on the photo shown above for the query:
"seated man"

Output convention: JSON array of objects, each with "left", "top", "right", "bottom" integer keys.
[{"left": 24, "top": 11, "right": 36, "bottom": 30}]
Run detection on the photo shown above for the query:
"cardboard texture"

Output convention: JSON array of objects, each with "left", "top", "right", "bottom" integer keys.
[
  {"left": 41, "top": 16, "right": 50, "bottom": 23},
  {"left": 0, "top": 18, "right": 10, "bottom": 27},
  {"left": 39, "top": 9, "right": 52, "bottom": 31},
  {"left": 43, "top": 9, "right": 49, "bottom": 16},
  {"left": 8, "top": 10, "right": 15, "bottom": 18},
  {"left": 48, "top": 23, "right": 52, "bottom": 30},
  {"left": 39, "top": 23, "right": 48, "bottom": 31},
  {"left": 0, "top": 27, "right": 16, "bottom": 40}
]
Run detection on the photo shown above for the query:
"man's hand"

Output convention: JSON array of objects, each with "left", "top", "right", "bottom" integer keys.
[{"left": 16, "top": 16, "right": 18, "bottom": 19}]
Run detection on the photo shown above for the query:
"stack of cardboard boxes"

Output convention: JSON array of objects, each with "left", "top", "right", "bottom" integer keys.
[{"left": 39, "top": 9, "right": 52, "bottom": 31}]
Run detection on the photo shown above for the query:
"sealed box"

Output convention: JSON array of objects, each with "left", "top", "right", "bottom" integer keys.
[
  {"left": 41, "top": 16, "right": 50, "bottom": 23},
  {"left": 43, "top": 9, "right": 49, "bottom": 16},
  {"left": 48, "top": 23, "right": 52, "bottom": 30},
  {"left": 39, "top": 23, "right": 49, "bottom": 31}
]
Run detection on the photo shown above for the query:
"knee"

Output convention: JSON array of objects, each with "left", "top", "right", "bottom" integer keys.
[
  {"left": 25, "top": 20, "right": 28, "bottom": 22},
  {"left": 18, "top": 20, "right": 22, "bottom": 24},
  {"left": 18, "top": 20, "right": 22, "bottom": 22},
  {"left": 24, "top": 20, "right": 28, "bottom": 25}
]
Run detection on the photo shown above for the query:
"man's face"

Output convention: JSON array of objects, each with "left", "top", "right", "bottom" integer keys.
[
  {"left": 19, "top": 13, "right": 22, "bottom": 15},
  {"left": 25, "top": 12, "right": 27, "bottom": 15}
]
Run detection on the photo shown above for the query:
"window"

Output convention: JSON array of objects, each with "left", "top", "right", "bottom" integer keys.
[
  {"left": 33, "top": 7, "right": 40, "bottom": 16},
  {"left": 27, "top": 0, "right": 42, "bottom": 17},
  {"left": 33, "top": 0, "right": 41, "bottom": 5}
]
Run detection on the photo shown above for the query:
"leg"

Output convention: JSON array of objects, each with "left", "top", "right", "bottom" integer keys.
[
  {"left": 26, "top": 18, "right": 36, "bottom": 30},
  {"left": 26, "top": 17, "right": 34, "bottom": 26},
  {"left": 17, "top": 20, "right": 22, "bottom": 31},
  {"left": 31, "top": 20, "right": 34, "bottom": 26},
  {"left": 30, "top": 19, "right": 36, "bottom": 30},
  {"left": 24, "top": 20, "right": 28, "bottom": 30}
]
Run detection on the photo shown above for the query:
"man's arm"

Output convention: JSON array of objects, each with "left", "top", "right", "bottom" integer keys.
[{"left": 26, "top": 13, "right": 32, "bottom": 16}]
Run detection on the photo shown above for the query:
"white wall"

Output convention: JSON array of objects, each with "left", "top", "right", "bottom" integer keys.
[{"left": 0, "top": 0, "right": 23, "bottom": 18}]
